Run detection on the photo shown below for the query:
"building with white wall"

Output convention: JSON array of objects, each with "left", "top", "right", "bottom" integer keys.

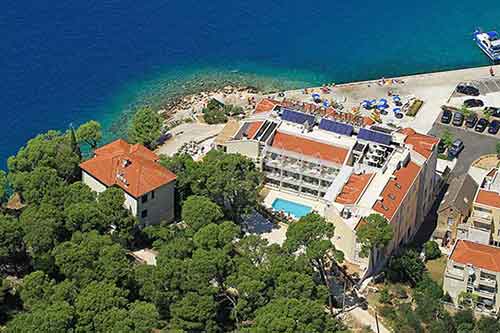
[{"left": 80, "top": 139, "right": 176, "bottom": 226}]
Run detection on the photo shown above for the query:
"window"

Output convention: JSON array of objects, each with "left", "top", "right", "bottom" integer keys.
[
  {"left": 474, "top": 206, "right": 492, "bottom": 214},
  {"left": 447, "top": 217, "right": 454, "bottom": 226},
  {"left": 141, "top": 194, "right": 148, "bottom": 203},
  {"left": 151, "top": 190, "right": 155, "bottom": 199},
  {"left": 141, "top": 210, "right": 148, "bottom": 218}
]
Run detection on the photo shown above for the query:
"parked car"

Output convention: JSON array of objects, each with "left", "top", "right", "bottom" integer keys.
[
  {"left": 456, "top": 85, "right": 480, "bottom": 96},
  {"left": 475, "top": 118, "right": 489, "bottom": 132},
  {"left": 437, "top": 141, "right": 446, "bottom": 154},
  {"left": 488, "top": 120, "right": 500, "bottom": 135},
  {"left": 448, "top": 139, "right": 464, "bottom": 158},
  {"left": 452, "top": 112, "right": 464, "bottom": 126},
  {"left": 485, "top": 107, "right": 500, "bottom": 118},
  {"left": 441, "top": 110, "right": 452, "bottom": 124},
  {"left": 395, "top": 112, "right": 404, "bottom": 119},
  {"left": 465, "top": 112, "right": 478, "bottom": 128},
  {"left": 464, "top": 99, "right": 484, "bottom": 108}
]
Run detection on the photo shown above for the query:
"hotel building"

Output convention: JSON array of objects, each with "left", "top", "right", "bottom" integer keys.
[{"left": 216, "top": 98, "right": 439, "bottom": 276}]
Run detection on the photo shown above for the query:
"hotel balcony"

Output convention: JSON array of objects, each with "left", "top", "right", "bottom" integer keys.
[
  {"left": 445, "top": 268, "right": 465, "bottom": 280},
  {"left": 472, "top": 211, "right": 494, "bottom": 224},
  {"left": 475, "top": 288, "right": 496, "bottom": 300},
  {"left": 479, "top": 277, "right": 498, "bottom": 289}
]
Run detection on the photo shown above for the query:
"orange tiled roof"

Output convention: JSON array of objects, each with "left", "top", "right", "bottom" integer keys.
[
  {"left": 271, "top": 132, "right": 348, "bottom": 165},
  {"left": 335, "top": 173, "right": 374, "bottom": 205},
  {"left": 246, "top": 121, "right": 263, "bottom": 139},
  {"left": 255, "top": 99, "right": 280, "bottom": 114},
  {"left": 400, "top": 128, "right": 439, "bottom": 159},
  {"left": 80, "top": 139, "right": 176, "bottom": 198},
  {"left": 451, "top": 240, "right": 500, "bottom": 272},
  {"left": 475, "top": 190, "right": 500, "bottom": 209},
  {"left": 363, "top": 116, "right": 375, "bottom": 126},
  {"left": 373, "top": 161, "right": 421, "bottom": 220}
]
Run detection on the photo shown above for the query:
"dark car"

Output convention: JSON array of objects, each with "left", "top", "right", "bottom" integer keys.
[
  {"left": 465, "top": 112, "right": 478, "bottom": 128},
  {"left": 452, "top": 112, "right": 464, "bottom": 126},
  {"left": 448, "top": 139, "right": 464, "bottom": 158},
  {"left": 488, "top": 120, "right": 500, "bottom": 134},
  {"left": 485, "top": 107, "right": 500, "bottom": 118},
  {"left": 437, "top": 141, "right": 446, "bottom": 154},
  {"left": 456, "top": 85, "right": 480, "bottom": 96},
  {"left": 464, "top": 99, "right": 484, "bottom": 108},
  {"left": 475, "top": 118, "right": 489, "bottom": 132},
  {"left": 441, "top": 110, "right": 452, "bottom": 124}
]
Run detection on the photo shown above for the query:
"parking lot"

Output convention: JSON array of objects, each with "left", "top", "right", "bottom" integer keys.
[{"left": 429, "top": 123, "right": 499, "bottom": 177}]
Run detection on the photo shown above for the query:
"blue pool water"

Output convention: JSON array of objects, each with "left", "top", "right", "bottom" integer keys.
[
  {"left": 272, "top": 198, "right": 312, "bottom": 219},
  {"left": 2, "top": 0, "right": 500, "bottom": 168}
]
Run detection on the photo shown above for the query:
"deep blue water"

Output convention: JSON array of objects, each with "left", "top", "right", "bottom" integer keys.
[{"left": 1, "top": 1, "right": 499, "bottom": 168}]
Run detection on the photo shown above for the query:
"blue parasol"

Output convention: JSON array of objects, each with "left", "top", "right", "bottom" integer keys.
[
  {"left": 312, "top": 93, "right": 321, "bottom": 99},
  {"left": 393, "top": 108, "right": 401, "bottom": 113},
  {"left": 323, "top": 100, "right": 330, "bottom": 107},
  {"left": 392, "top": 95, "right": 401, "bottom": 102},
  {"left": 378, "top": 98, "right": 388, "bottom": 105},
  {"left": 377, "top": 104, "right": 388, "bottom": 110}
]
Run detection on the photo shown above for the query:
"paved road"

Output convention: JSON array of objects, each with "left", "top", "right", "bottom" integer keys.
[{"left": 429, "top": 123, "right": 499, "bottom": 177}]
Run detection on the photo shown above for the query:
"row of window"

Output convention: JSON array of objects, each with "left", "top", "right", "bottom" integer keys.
[{"left": 141, "top": 190, "right": 156, "bottom": 203}]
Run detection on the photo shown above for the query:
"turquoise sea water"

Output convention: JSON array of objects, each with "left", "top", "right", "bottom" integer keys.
[{"left": 2, "top": 0, "right": 500, "bottom": 167}]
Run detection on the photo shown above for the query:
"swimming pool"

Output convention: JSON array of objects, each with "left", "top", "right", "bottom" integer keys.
[{"left": 271, "top": 198, "right": 312, "bottom": 219}]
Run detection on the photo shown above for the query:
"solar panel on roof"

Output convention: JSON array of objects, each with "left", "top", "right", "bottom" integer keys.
[
  {"left": 319, "top": 119, "right": 354, "bottom": 136},
  {"left": 358, "top": 128, "right": 392, "bottom": 146},
  {"left": 281, "top": 109, "right": 316, "bottom": 125}
]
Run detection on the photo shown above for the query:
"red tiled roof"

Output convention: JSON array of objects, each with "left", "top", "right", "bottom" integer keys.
[
  {"left": 475, "top": 190, "right": 500, "bottom": 209},
  {"left": 335, "top": 173, "right": 374, "bottom": 205},
  {"left": 80, "top": 139, "right": 176, "bottom": 198},
  {"left": 451, "top": 240, "right": 500, "bottom": 272},
  {"left": 363, "top": 116, "right": 375, "bottom": 126},
  {"left": 271, "top": 132, "right": 349, "bottom": 165},
  {"left": 246, "top": 121, "right": 263, "bottom": 139},
  {"left": 373, "top": 161, "right": 421, "bottom": 220},
  {"left": 255, "top": 99, "right": 280, "bottom": 114},
  {"left": 400, "top": 128, "right": 439, "bottom": 159}
]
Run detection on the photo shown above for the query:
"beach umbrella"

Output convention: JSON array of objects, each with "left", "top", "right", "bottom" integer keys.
[
  {"left": 312, "top": 93, "right": 321, "bottom": 99},
  {"left": 361, "top": 100, "right": 371, "bottom": 108},
  {"left": 392, "top": 95, "right": 401, "bottom": 102},
  {"left": 378, "top": 98, "right": 388, "bottom": 105},
  {"left": 393, "top": 108, "right": 401, "bottom": 113},
  {"left": 323, "top": 100, "right": 330, "bottom": 107},
  {"left": 377, "top": 104, "right": 388, "bottom": 110},
  {"left": 370, "top": 99, "right": 377, "bottom": 104}
]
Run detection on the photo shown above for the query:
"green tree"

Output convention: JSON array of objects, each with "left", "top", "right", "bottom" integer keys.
[
  {"left": 386, "top": 248, "right": 426, "bottom": 286},
  {"left": 19, "top": 271, "right": 54, "bottom": 310},
  {"left": 65, "top": 202, "right": 107, "bottom": 233},
  {"left": 413, "top": 275, "right": 444, "bottom": 323},
  {"left": 97, "top": 187, "right": 138, "bottom": 246},
  {"left": 7, "top": 130, "right": 81, "bottom": 181},
  {"left": 356, "top": 213, "right": 393, "bottom": 274},
  {"left": 459, "top": 105, "right": 471, "bottom": 117},
  {"left": 424, "top": 240, "right": 441, "bottom": 260},
  {"left": 75, "top": 281, "right": 128, "bottom": 332},
  {"left": 249, "top": 297, "right": 343, "bottom": 333},
  {"left": 9, "top": 167, "right": 66, "bottom": 206},
  {"left": 5, "top": 301, "right": 75, "bottom": 333},
  {"left": 129, "top": 107, "right": 162, "bottom": 149},
  {"left": 378, "top": 287, "right": 391, "bottom": 304},
  {"left": 76, "top": 120, "right": 102, "bottom": 150},
  {"left": 474, "top": 316, "right": 500, "bottom": 333},
  {"left": 63, "top": 181, "right": 96, "bottom": 209},
  {"left": 496, "top": 142, "right": 500, "bottom": 158},
  {"left": 181, "top": 195, "right": 224, "bottom": 231},
  {"left": 53, "top": 231, "right": 130, "bottom": 286},
  {"left": 203, "top": 108, "right": 228, "bottom": 124},
  {"left": 159, "top": 153, "right": 196, "bottom": 205},
  {"left": 285, "top": 212, "right": 343, "bottom": 314},
  {"left": 191, "top": 150, "right": 263, "bottom": 221},
  {"left": 0, "top": 215, "right": 27, "bottom": 275},
  {"left": 128, "top": 301, "right": 160, "bottom": 333},
  {"left": 170, "top": 292, "right": 218, "bottom": 333},
  {"left": 441, "top": 129, "right": 454, "bottom": 148},
  {"left": 0, "top": 170, "right": 7, "bottom": 204}
]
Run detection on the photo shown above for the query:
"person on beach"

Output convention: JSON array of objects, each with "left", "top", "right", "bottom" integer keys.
[{"left": 490, "top": 67, "right": 495, "bottom": 77}]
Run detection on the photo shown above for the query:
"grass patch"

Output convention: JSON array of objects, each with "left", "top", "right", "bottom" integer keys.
[
  {"left": 425, "top": 256, "right": 446, "bottom": 285},
  {"left": 407, "top": 99, "right": 424, "bottom": 117}
]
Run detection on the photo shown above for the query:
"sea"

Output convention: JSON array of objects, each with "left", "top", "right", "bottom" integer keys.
[{"left": 1, "top": 0, "right": 499, "bottom": 168}]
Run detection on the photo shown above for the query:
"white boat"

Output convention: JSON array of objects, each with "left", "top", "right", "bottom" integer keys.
[{"left": 474, "top": 29, "right": 500, "bottom": 62}]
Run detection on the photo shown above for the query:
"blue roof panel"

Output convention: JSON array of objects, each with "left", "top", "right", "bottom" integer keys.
[
  {"left": 319, "top": 119, "right": 354, "bottom": 136},
  {"left": 281, "top": 109, "right": 316, "bottom": 125},
  {"left": 358, "top": 128, "right": 392, "bottom": 145}
]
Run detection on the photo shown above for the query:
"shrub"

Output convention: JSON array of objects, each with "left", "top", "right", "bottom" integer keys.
[
  {"left": 424, "top": 241, "right": 441, "bottom": 260},
  {"left": 378, "top": 287, "right": 391, "bottom": 304}
]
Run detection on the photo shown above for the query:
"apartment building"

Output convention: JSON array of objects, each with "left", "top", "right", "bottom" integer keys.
[
  {"left": 458, "top": 168, "right": 500, "bottom": 246},
  {"left": 444, "top": 239, "right": 500, "bottom": 314},
  {"left": 80, "top": 139, "right": 176, "bottom": 226},
  {"left": 218, "top": 99, "right": 439, "bottom": 275}
]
